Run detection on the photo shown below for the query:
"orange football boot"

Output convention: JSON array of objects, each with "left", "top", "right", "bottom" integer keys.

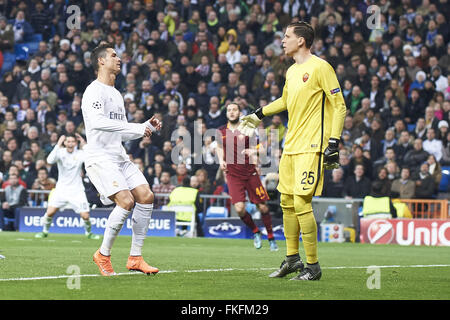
[
  {"left": 93, "top": 249, "right": 116, "bottom": 276},
  {"left": 126, "top": 256, "right": 159, "bottom": 275}
]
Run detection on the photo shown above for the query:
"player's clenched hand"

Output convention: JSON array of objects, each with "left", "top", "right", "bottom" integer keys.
[
  {"left": 237, "top": 108, "right": 264, "bottom": 137},
  {"left": 323, "top": 138, "right": 340, "bottom": 170},
  {"left": 57, "top": 135, "right": 66, "bottom": 147},
  {"left": 147, "top": 116, "right": 162, "bottom": 131}
]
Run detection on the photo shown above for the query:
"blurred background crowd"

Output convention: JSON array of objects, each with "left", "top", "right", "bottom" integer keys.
[{"left": 0, "top": 0, "right": 449, "bottom": 217}]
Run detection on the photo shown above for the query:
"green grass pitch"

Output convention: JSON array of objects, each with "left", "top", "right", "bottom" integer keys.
[{"left": 0, "top": 231, "right": 449, "bottom": 300}]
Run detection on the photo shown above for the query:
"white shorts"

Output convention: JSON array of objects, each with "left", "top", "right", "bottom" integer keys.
[
  {"left": 85, "top": 160, "right": 148, "bottom": 205},
  {"left": 48, "top": 188, "right": 90, "bottom": 213}
]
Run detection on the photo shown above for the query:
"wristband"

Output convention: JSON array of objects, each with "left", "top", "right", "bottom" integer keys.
[
  {"left": 145, "top": 121, "right": 156, "bottom": 132},
  {"left": 255, "top": 107, "right": 265, "bottom": 120}
]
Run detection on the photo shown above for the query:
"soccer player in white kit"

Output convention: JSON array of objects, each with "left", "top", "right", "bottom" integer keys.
[
  {"left": 82, "top": 43, "right": 161, "bottom": 276},
  {"left": 35, "top": 133, "right": 99, "bottom": 239}
]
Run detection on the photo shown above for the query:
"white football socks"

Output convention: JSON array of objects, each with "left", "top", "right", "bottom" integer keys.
[
  {"left": 100, "top": 206, "right": 131, "bottom": 256},
  {"left": 83, "top": 218, "right": 92, "bottom": 235},
  {"left": 42, "top": 213, "right": 52, "bottom": 233},
  {"left": 130, "top": 203, "right": 153, "bottom": 256}
]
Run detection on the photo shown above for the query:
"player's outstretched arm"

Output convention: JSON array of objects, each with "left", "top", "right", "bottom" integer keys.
[
  {"left": 146, "top": 115, "right": 162, "bottom": 132},
  {"left": 238, "top": 85, "right": 287, "bottom": 137},
  {"left": 237, "top": 108, "right": 264, "bottom": 137},
  {"left": 47, "top": 135, "right": 65, "bottom": 164}
]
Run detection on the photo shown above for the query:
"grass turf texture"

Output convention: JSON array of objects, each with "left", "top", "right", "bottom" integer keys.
[{"left": 0, "top": 232, "right": 449, "bottom": 300}]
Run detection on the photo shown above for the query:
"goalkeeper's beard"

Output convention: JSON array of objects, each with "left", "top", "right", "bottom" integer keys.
[{"left": 229, "top": 118, "right": 239, "bottom": 125}]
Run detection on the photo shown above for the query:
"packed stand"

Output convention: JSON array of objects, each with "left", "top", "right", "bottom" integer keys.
[{"left": 0, "top": 0, "right": 449, "bottom": 228}]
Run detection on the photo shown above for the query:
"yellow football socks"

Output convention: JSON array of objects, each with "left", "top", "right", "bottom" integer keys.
[
  {"left": 280, "top": 194, "right": 300, "bottom": 256},
  {"left": 296, "top": 210, "right": 318, "bottom": 264}
]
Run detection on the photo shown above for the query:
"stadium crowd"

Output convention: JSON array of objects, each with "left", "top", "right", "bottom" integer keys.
[{"left": 0, "top": 0, "right": 449, "bottom": 229}]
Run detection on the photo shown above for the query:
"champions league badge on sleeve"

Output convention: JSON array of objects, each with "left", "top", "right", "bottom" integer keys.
[
  {"left": 92, "top": 101, "right": 102, "bottom": 109},
  {"left": 330, "top": 88, "right": 341, "bottom": 95}
]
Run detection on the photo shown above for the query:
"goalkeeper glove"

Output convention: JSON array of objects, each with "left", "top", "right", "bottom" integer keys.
[
  {"left": 323, "top": 138, "right": 340, "bottom": 170},
  {"left": 237, "top": 108, "right": 264, "bottom": 137}
]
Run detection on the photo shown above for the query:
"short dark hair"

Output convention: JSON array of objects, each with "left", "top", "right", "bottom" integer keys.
[
  {"left": 38, "top": 167, "right": 48, "bottom": 174},
  {"left": 65, "top": 133, "right": 77, "bottom": 140},
  {"left": 226, "top": 101, "right": 241, "bottom": 111},
  {"left": 182, "top": 176, "right": 191, "bottom": 187},
  {"left": 91, "top": 43, "right": 114, "bottom": 72},
  {"left": 287, "top": 21, "right": 315, "bottom": 48}
]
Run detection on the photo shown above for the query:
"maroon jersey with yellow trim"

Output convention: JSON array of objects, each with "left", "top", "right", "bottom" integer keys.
[{"left": 218, "top": 124, "right": 257, "bottom": 177}]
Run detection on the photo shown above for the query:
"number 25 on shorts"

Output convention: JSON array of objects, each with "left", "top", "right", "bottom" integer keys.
[{"left": 300, "top": 171, "right": 315, "bottom": 191}]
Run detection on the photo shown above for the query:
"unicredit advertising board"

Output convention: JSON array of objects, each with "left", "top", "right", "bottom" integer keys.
[
  {"left": 360, "top": 218, "right": 450, "bottom": 246},
  {"left": 17, "top": 207, "right": 176, "bottom": 237}
]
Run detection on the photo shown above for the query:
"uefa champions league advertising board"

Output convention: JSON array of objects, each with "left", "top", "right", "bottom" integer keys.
[{"left": 16, "top": 207, "right": 176, "bottom": 237}]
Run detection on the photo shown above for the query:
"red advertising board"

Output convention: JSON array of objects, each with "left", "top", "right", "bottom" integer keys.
[{"left": 360, "top": 218, "right": 450, "bottom": 246}]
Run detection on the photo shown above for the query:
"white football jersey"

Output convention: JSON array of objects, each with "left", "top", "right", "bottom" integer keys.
[
  {"left": 81, "top": 80, "right": 146, "bottom": 166},
  {"left": 47, "top": 145, "right": 85, "bottom": 192}
]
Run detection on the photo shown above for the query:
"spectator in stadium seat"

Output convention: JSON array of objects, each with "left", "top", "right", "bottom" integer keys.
[
  {"left": 437, "top": 120, "right": 449, "bottom": 144},
  {"left": 372, "top": 167, "right": 392, "bottom": 197},
  {"left": 5, "top": 137, "right": 22, "bottom": 161},
  {"left": 171, "top": 162, "right": 189, "bottom": 186},
  {"left": 152, "top": 171, "right": 176, "bottom": 209},
  {"left": 344, "top": 164, "right": 372, "bottom": 199},
  {"left": 0, "top": 150, "right": 13, "bottom": 174},
  {"left": 0, "top": 174, "right": 28, "bottom": 230},
  {"left": 413, "top": 117, "right": 427, "bottom": 140},
  {"left": 348, "top": 144, "right": 373, "bottom": 179},
  {"left": 349, "top": 85, "right": 365, "bottom": 115},
  {"left": 205, "top": 97, "right": 227, "bottom": 129},
  {"left": 373, "top": 147, "right": 397, "bottom": 178},
  {"left": 323, "top": 167, "right": 345, "bottom": 198},
  {"left": 0, "top": 74, "right": 17, "bottom": 105},
  {"left": 20, "top": 126, "right": 40, "bottom": 152},
  {"left": 9, "top": 10, "right": 34, "bottom": 43},
  {"left": 2, "top": 165, "right": 27, "bottom": 188},
  {"left": 0, "top": 115, "right": 14, "bottom": 141},
  {"left": 265, "top": 114, "right": 286, "bottom": 145},
  {"left": 391, "top": 167, "right": 416, "bottom": 199},
  {"left": 207, "top": 72, "right": 222, "bottom": 97},
  {"left": 30, "top": 167, "right": 56, "bottom": 206},
  {"left": 430, "top": 66, "right": 448, "bottom": 93},
  {"left": 413, "top": 162, "right": 436, "bottom": 199},
  {"left": 408, "top": 70, "right": 427, "bottom": 97},
  {"left": 423, "top": 128, "right": 443, "bottom": 162},
  {"left": 0, "top": 16, "right": 14, "bottom": 52},
  {"left": 426, "top": 154, "right": 442, "bottom": 191},
  {"left": 195, "top": 168, "right": 213, "bottom": 195},
  {"left": 30, "top": 141, "right": 46, "bottom": 162},
  {"left": 394, "top": 130, "right": 413, "bottom": 166},
  {"left": 404, "top": 138, "right": 430, "bottom": 176},
  {"left": 190, "top": 81, "right": 210, "bottom": 115}
]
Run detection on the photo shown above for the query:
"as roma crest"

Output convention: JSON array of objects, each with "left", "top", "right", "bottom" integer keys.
[{"left": 303, "top": 73, "right": 309, "bottom": 82}]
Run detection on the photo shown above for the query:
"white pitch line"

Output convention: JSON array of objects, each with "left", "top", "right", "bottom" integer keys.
[{"left": 0, "top": 264, "right": 449, "bottom": 282}]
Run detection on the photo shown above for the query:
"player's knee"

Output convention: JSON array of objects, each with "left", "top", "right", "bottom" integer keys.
[
  {"left": 258, "top": 203, "right": 269, "bottom": 214},
  {"left": 234, "top": 202, "right": 246, "bottom": 216},
  {"left": 80, "top": 212, "right": 90, "bottom": 220},
  {"left": 116, "top": 193, "right": 135, "bottom": 211},
  {"left": 142, "top": 190, "right": 154, "bottom": 204}
]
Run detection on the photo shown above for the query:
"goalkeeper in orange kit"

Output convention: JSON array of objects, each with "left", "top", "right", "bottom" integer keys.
[{"left": 238, "top": 21, "right": 346, "bottom": 280}]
